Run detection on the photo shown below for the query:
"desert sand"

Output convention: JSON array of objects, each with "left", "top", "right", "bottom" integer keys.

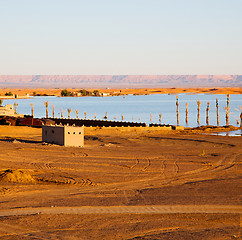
[
  {"left": 0, "top": 126, "right": 241, "bottom": 239},
  {"left": 0, "top": 87, "right": 242, "bottom": 98}
]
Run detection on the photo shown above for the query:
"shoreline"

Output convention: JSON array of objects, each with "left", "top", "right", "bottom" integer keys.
[{"left": 0, "top": 87, "right": 242, "bottom": 98}]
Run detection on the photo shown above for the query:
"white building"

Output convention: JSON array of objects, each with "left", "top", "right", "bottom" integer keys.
[
  {"left": 101, "top": 93, "right": 110, "bottom": 97},
  {"left": 0, "top": 104, "right": 15, "bottom": 116},
  {"left": 0, "top": 104, "right": 23, "bottom": 117}
]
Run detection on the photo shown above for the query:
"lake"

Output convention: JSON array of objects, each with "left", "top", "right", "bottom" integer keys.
[{"left": 2, "top": 94, "right": 242, "bottom": 128}]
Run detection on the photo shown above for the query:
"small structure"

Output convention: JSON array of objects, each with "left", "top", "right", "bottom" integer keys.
[
  {"left": 0, "top": 104, "right": 23, "bottom": 117},
  {"left": 0, "top": 104, "right": 15, "bottom": 116},
  {"left": 101, "top": 93, "right": 110, "bottom": 97},
  {"left": 42, "top": 125, "right": 84, "bottom": 147}
]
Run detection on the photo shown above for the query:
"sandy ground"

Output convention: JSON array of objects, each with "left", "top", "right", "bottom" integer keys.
[
  {"left": 0, "top": 126, "right": 241, "bottom": 239},
  {"left": 0, "top": 87, "right": 242, "bottom": 97}
]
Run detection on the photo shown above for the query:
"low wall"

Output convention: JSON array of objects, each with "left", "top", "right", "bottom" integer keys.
[
  {"left": 149, "top": 123, "right": 172, "bottom": 130},
  {"left": 47, "top": 118, "right": 147, "bottom": 127}
]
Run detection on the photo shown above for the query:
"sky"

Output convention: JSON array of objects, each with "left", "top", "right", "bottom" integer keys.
[{"left": 0, "top": 0, "right": 241, "bottom": 75}]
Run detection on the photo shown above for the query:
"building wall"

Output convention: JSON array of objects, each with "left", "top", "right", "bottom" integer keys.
[
  {"left": 0, "top": 104, "right": 15, "bottom": 116},
  {"left": 64, "top": 125, "right": 84, "bottom": 147},
  {"left": 0, "top": 104, "right": 24, "bottom": 117},
  {"left": 42, "top": 125, "right": 65, "bottom": 145},
  {"left": 42, "top": 125, "right": 84, "bottom": 147}
]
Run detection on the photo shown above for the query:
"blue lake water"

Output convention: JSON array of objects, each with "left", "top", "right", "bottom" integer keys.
[
  {"left": 209, "top": 129, "right": 242, "bottom": 136},
  {"left": 2, "top": 94, "right": 242, "bottom": 127}
]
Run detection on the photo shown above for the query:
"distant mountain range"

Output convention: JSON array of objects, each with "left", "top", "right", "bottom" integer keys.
[{"left": 0, "top": 75, "right": 241, "bottom": 88}]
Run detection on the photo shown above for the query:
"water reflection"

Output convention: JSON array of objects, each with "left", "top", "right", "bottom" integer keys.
[{"left": 210, "top": 129, "right": 242, "bottom": 136}]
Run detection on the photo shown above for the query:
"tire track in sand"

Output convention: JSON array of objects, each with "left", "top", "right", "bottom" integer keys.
[{"left": 0, "top": 205, "right": 241, "bottom": 217}]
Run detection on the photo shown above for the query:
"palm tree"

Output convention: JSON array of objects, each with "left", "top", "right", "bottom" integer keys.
[
  {"left": 104, "top": 112, "right": 107, "bottom": 119},
  {"left": 240, "top": 110, "right": 242, "bottom": 127},
  {"left": 60, "top": 108, "right": 63, "bottom": 118},
  {"left": 216, "top": 99, "right": 219, "bottom": 126},
  {"left": 44, "top": 101, "right": 49, "bottom": 118},
  {"left": 226, "top": 94, "right": 230, "bottom": 126},
  {"left": 30, "top": 103, "right": 34, "bottom": 117},
  {"left": 235, "top": 106, "right": 242, "bottom": 126},
  {"left": 176, "top": 96, "right": 179, "bottom": 125},
  {"left": 75, "top": 109, "right": 79, "bottom": 119},
  {"left": 185, "top": 103, "right": 188, "bottom": 125},
  {"left": 206, "top": 102, "right": 210, "bottom": 125},
  {"left": 14, "top": 102, "right": 18, "bottom": 114},
  {"left": 67, "top": 108, "right": 72, "bottom": 119},
  {"left": 197, "top": 100, "right": 201, "bottom": 125},
  {"left": 52, "top": 105, "right": 55, "bottom": 118}
]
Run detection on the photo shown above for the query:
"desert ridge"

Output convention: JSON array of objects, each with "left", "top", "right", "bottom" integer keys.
[{"left": 0, "top": 75, "right": 241, "bottom": 88}]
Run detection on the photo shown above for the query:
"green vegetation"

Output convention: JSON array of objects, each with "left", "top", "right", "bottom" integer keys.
[
  {"left": 93, "top": 90, "right": 99, "bottom": 96},
  {"left": 79, "top": 89, "right": 91, "bottom": 96},
  {"left": 61, "top": 89, "right": 71, "bottom": 96},
  {"left": 60, "top": 89, "right": 100, "bottom": 97},
  {"left": 5, "top": 91, "right": 13, "bottom": 96}
]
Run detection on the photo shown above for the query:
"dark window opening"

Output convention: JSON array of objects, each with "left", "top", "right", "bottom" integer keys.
[
  {"left": 73, "top": 132, "right": 75, "bottom": 134},
  {"left": 68, "top": 132, "right": 70, "bottom": 134},
  {"left": 52, "top": 130, "right": 54, "bottom": 134},
  {"left": 79, "top": 132, "right": 82, "bottom": 134}
]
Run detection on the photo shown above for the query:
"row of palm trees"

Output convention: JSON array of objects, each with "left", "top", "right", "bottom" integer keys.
[
  {"left": 12, "top": 97, "right": 241, "bottom": 126},
  {"left": 42, "top": 101, "right": 159, "bottom": 122},
  {"left": 39, "top": 102, "right": 129, "bottom": 121},
  {"left": 38, "top": 101, "right": 84, "bottom": 119}
]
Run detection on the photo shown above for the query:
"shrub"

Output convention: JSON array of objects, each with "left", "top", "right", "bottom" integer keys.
[
  {"left": 79, "top": 89, "right": 91, "bottom": 96},
  {"left": 61, "top": 89, "right": 71, "bottom": 96},
  {"left": 93, "top": 90, "right": 99, "bottom": 96},
  {"left": 5, "top": 92, "right": 13, "bottom": 96}
]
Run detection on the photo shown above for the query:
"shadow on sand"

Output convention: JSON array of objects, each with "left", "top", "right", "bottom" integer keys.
[{"left": 0, "top": 137, "right": 42, "bottom": 144}]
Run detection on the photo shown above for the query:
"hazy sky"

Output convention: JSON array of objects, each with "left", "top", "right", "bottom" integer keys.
[{"left": 0, "top": 0, "right": 241, "bottom": 75}]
